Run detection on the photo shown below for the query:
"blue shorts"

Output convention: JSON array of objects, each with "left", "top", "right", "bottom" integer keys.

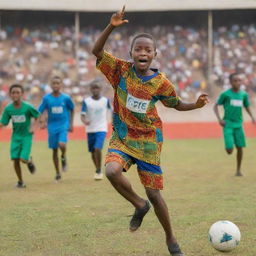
[
  {"left": 87, "top": 132, "right": 107, "bottom": 152},
  {"left": 105, "top": 149, "right": 163, "bottom": 190},
  {"left": 48, "top": 130, "right": 68, "bottom": 149}
]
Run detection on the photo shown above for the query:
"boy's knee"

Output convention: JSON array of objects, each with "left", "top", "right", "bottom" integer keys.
[
  {"left": 105, "top": 163, "right": 122, "bottom": 180},
  {"left": 58, "top": 142, "right": 66, "bottom": 150},
  {"left": 145, "top": 188, "right": 161, "bottom": 204},
  {"left": 226, "top": 148, "right": 233, "bottom": 154}
]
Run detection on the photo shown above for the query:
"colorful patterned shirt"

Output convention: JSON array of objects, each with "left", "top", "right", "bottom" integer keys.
[{"left": 97, "top": 51, "right": 179, "bottom": 165}]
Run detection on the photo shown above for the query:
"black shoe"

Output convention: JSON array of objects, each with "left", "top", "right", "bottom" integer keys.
[
  {"left": 55, "top": 173, "right": 62, "bottom": 181},
  {"left": 16, "top": 181, "right": 26, "bottom": 188},
  {"left": 168, "top": 243, "right": 185, "bottom": 256},
  {"left": 27, "top": 157, "right": 36, "bottom": 174},
  {"left": 61, "top": 156, "right": 68, "bottom": 172},
  {"left": 129, "top": 200, "right": 151, "bottom": 232}
]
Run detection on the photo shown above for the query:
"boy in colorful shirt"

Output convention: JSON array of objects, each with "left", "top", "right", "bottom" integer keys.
[
  {"left": 214, "top": 73, "right": 255, "bottom": 176},
  {"left": 38, "top": 76, "right": 74, "bottom": 181},
  {"left": 81, "top": 80, "right": 112, "bottom": 180},
  {"left": 92, "top": 6, "right": 209, "bottom": 256},
  {"left": 0, "top": 84, "right": 39, "bottom": 188}
]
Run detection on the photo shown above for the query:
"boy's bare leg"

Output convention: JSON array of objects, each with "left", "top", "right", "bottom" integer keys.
[
  {"left": 13, "top": 159, "right": 23, "bottom": 183},
  {"left": 145, "top": 188, "right": 177, "bottom": 245},
  {"left": 236, "top": 147, "right": 243, "bottom": 176},
  {"left": 105, "top": 162, "right": 146, "bottom": 208}
]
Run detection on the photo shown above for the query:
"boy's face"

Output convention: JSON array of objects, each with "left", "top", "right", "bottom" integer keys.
[
  {"left": 230, "top": 75, "right": 242, "bottom": 91},
  {"left": 51, "top": 78, "right": 62, "bottom": 93},
  {"left": 90, "top": 84, "right": 101, "bottom": 97},
  {"left": 130, "top": 37, "right": 156, "bottom": 73},
  {"left": 10, "top": 87, "right": 23, "bottom": 103}
]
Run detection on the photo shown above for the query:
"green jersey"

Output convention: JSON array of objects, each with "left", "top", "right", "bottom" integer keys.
[
  {"left": 0, "top": 101, "right": 40, "bottom": 138},
  {"left": 217, "top": 89, "right": 250, "bottom": 128}
]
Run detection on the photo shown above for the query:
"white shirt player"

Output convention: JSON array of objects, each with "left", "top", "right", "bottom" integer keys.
[{"left": 81, "top": 96, "right": 111, "bottom": 133}]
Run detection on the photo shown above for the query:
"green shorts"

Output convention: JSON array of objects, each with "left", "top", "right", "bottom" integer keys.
[
  {"left": 223, "top": 126, "right": 246, "bottom": 149},
  {"left": 10, "top": 136, "right": 33, "bottom": 161}
]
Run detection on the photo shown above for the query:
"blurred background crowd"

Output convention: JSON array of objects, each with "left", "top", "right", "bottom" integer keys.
[{"left": 0, "top": 10, "right": 255, "bottom": 108}]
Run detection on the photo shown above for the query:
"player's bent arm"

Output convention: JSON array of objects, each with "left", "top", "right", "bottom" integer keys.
[
  {"left": 69, "top": 109, "right": 75, "bottom": 131},
  {"left": 174, "top": 100, "right": 197, "bottom": 111},
  {"left": 245, "top": 107, "right": 256, "bottom": 123},
  {"left": 81, "top": 114, "right": 90, "bottom": 125},
  {"left": 92, "top": 24, "right": 116, "bottom": 59},
  {"left": 92, "top": 6, "right": 128, "bottom": 59},
  {"left": 174, "top": 94, "right": 209, "bottom": 111}
]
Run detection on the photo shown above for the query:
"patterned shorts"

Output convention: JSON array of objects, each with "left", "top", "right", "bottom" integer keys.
[{"left": 105, "top": 149, "right": 163, "bottom": 190}]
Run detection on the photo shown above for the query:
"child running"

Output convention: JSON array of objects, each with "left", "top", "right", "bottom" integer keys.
[
  {"left": 0, "top": 84, "right": 39, "bottom": 188},
  {"left": 92, "top": 6, "right": 209, "bottom": 256},
  {"left": 214, "top": 73, "right": 255, "bottom": 176},
  {"left": 81, "top": 80, "right": 112, "bottom": 180},
  {"left": 38, "top": 76, "right": 74, "bottom": 181}
]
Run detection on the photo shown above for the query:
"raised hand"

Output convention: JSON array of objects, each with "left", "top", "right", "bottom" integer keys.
[
  {"left": 110, "top": 6, "right": 129, "bottom": 27},
  {"left": 195, "top": 93, "right": 209, "bottom": 108}
]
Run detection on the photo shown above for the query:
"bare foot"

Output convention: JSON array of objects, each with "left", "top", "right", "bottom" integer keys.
[{"left": 235, "top": 172, "right": 243, "bottom": 176}]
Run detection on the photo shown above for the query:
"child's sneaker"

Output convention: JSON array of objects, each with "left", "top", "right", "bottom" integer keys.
[
  {"left": 27, "top": 157, "right": 36, "bottom": 174},
  {"left": 168, "top": 243, "right": 185, "bottom": 256},
  {"left": 16, "top": 181, "right": 26, "bottom": 188},
  {"left": 129, "top": 200, "right": 151, "bottom": 231},
  {"left": 61, "top": 156, "right": 68, "bottom": 172},
  {"left": 94, "top": 172, "right": 103, "bottom": 180},
  {"left": 55, "top": 173, "right": 62, "bottom": 182}
]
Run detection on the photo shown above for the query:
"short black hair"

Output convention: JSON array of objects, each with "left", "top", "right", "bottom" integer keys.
[
  {"left": 229, "top": 73, "right": 240, "bottom": 82},
  {"left": 90, "top": 78, "right": 102, "bottom": 88},
  {"left": 130, "top": 33, "right": 156, "bottom": 51},
  {"left": 9, "top": 84, "right": 24, "bottom": 93},
  {"left": 51, "top": 76, "right": 62, "bottom": 81}
]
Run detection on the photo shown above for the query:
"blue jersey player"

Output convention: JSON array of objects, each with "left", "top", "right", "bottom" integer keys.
[{"left": 38, "top": 76, "right": 74, "bottom": 181}]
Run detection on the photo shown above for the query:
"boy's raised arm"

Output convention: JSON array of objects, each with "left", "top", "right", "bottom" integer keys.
[{"left": 92, "top": 6, "right": 128, "bottom": 59}]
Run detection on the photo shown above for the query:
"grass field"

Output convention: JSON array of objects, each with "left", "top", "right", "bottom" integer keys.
[{"left": 1, "top": 138, "right": 256, "bottom": 256}]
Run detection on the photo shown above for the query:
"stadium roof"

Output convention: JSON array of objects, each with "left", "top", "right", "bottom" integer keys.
[{"left": 0, "top": 0, "right": 255, "bottom": 12}]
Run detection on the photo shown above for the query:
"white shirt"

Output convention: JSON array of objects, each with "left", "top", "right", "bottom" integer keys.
[{"left": 81, "top": 96, "right": 111, "bottom": 133}]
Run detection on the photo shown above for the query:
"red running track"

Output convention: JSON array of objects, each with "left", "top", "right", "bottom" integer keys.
[{"left": 0, "top": 122, "right": 256, "bottom": 142}]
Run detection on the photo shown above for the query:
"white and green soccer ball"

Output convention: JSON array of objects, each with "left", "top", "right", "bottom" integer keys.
[{"left": 208, "top": 220, "right": 241, "bottom": 252}]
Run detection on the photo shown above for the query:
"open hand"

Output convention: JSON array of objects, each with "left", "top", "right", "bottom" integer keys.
[
  {"left": 39, "top": 121, "right": 47, "bottom": 129},
  {"left": 195, "top": 93, "right": 209, "bottom": 108},
  {"left": 219, "top": 120, "right": 226, "bottom": 127},
  {"left": 110, "top": 6, "right": 129, "bottom": 27},
  {"left": 69, "top": 125, "right": 74, "bottom": 133}
]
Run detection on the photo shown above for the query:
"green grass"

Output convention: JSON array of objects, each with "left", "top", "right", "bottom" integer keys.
[{"left": 1, "top": 138, "right": 256, "bottom": 256}]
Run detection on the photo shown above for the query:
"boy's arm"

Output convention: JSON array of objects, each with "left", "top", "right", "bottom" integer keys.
[
  {"left": 245, "top": 107, "right": 256, "bottom": 124},
  {"left": 174, "top": 94, "right": 209, "bottom": 111},
  {"left": 69, "top": 109, "right": 74, "bottom": 132},
  {"left": 80, "top": 100, "right": 90, "bottom": 125},
  {"left": 0, "top": 108, "right": 10, "bottom": 128},
  {"left": 29, "top": 118, "right": 39, "bottom": 133},
  {"left": 92, "top": 6, "right": 128, "bottom": 59},
  {"left": 213, "top": 103, "right": 225, "bottom": 127},
  {"left": 81, "top": 114, "right": 90, "bottom": 126}
]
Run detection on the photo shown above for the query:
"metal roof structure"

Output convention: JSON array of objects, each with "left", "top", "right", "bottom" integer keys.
[{"left": 0, "top": 0, "right": 255, "bottom": 12}]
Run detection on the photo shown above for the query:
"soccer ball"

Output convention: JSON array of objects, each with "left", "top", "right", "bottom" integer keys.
[{"left": 208, "top": 220, "right": 241, "bottom": 252}]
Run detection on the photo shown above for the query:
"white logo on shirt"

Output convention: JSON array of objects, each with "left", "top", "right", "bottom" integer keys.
[
  {"left": 126, "top": 93, "right": 150, "bottom": 114},
  {"left": 230, "top": 99, "right": 243, "bottom": 107},
  {"left": 12, "top": 115, "right": 26, "bottom": 123},
  {"left": 51, "top": 106, "right": 63, "bottom": 114}
]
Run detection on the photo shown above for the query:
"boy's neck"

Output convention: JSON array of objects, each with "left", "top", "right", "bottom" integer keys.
[
  {"left": 134, "top": 66, "right": 154, "bottom": 77},
  {"left": 52, "top": 91, "right": 61, "bottom": 97},
  {"left": 13, "top": 100, "right": 22, "bottom": 108},
  {"left": 231, "top": 88, "right": 240, "bottom": 93},
  {"left": 92, "top": 95, "right": 101, "bottom": 100}
]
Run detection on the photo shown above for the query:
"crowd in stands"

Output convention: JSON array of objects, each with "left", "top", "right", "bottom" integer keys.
[{"left": 0, "top": 22, "right": 255, "bottom": 107}]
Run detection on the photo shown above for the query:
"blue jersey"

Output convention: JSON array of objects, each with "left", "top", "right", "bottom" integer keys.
[{"left": 38, "top": 93, "right": 74, "bottom": 133}]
